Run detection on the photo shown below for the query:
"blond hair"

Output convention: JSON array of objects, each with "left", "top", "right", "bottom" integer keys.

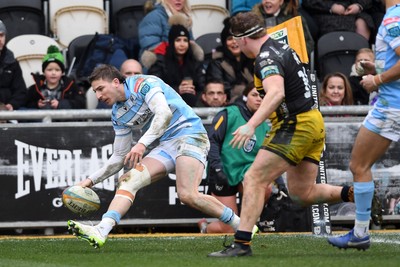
[{"left": 157, "top": 0, "right": 192, "bottom": 15}]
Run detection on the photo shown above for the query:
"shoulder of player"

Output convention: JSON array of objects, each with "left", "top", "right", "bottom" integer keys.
[{"left": 126, "top": 75, "right": 162, "bottom": 95}]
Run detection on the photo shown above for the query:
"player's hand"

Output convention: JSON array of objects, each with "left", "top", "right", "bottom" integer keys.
[
  {"left": 230, "top": 124, "right": 255, "bottom": 149},
  {"left": 124, "top": 143, "right": 146, "bottom": 169},
  {"left": 78, "top": 178, "right": 94, "bottom": 188},
  {"left": 360, "top": 60, "right": 376, "bottom": 75},
  {"left": 360, "top": 74, "right": 379, "bottom": 93}
]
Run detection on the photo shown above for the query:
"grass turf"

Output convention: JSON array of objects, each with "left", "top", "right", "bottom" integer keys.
[{"left": 0, "top": 232, "right": 399, "bottom": 267}]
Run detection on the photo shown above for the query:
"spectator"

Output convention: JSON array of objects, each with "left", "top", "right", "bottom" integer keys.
[
  {"left": 231, "top": 0, "right": 260, "bottom": 15},
  {"left": 0, "top": 20, "right": 27, "bottom": 111},
  {"left": 365, "top": 0, "right": 385, "bottom": 43},
  {"left": 146, "top": 23, "right": 205, "bottom": 107},
  {"left": 25, "top": 45, "right": 85, "bottom": 110},
  {"left": 252, "top": 0, "right": 315, "bottom": 56},
  {"left": 302, "top": 0, "right": 375, "bottom": 43},
  {"left": 138, "top": 0, "right": 193, "bottom": 67},
  {"left": 349, "top": 48, "right": 375, "bottom": 105},
  {"left": 199, "top": 79, "right": 227, "bottom": 107},
  {"left": 206, "top": 18, "right": 254, "bottom": 103},
  {"left": 198, "top": 83, "right": 273, "bottom": 233},
  {"left": 120, "top": 59, "right": 143, "bottom": 78},
  {"left": 320, "top": 72, "right": 354, "bottom": 106},
  {"left": 385, "top": 186, "right": 400, "bottom": 215}
]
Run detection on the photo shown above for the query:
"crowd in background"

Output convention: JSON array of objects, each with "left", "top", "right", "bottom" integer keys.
[{"left": 0, "top": 0, "right": 383, "bottom": 114}]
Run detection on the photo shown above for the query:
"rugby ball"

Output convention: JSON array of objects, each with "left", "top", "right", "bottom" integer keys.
[{"left": 62, "top": 185, "right": 100, "bottom": 215}]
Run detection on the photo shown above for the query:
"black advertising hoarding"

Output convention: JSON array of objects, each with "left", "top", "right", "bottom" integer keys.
[
  {"left": 0, "top": 121, "right": 399, "bottom": 227},
  {"left": 0, "top": 122, "right": 208, "bottom": 227}
]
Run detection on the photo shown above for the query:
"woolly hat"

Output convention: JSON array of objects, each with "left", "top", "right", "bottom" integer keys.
[
  {"left": 168, "top": 24, "right": 190, "bottom": 45},
  {"left": 220, "top": 17, "right": 232, "bottom": 46},
  {"left": 42, "top": 45, "right": 65, "bottom": 72},
  {"left": 0, "top": 20, "right": 7, "bottom": 35}
]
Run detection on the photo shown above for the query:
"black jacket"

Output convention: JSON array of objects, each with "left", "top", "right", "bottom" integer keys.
[
  {"left": 148, "top": 53, "right": 205, "bottom": 107},
  {"left": 206, "top": 46, "right": 254, "bottom": 101},
  {"left": 25, "top": 73, "right": 86, "bottom": 109},
  {"left": 0, "top": 47, "right": 27, "bottom": 109}
]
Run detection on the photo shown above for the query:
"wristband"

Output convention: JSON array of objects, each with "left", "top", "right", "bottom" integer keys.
[
  {"left": 372, "top": 75, "right": 378, "bottom": 87},
  {"left": 378, "top": 74, "right": 384, "bottom": 84}
]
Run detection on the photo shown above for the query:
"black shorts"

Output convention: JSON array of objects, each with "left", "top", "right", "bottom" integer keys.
[{"left": 208, "top": 182, "right": 240, "bottom": 197}]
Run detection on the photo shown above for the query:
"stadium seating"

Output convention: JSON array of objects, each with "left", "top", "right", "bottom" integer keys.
[
  {"left": 109, "top": 0, "right": 147, "bottom": 59},
  {"left": 195, "top": 32, "right": 222, "bottom": 70},
  {"left": 66, "top": 34, "right": 95, "bottom": 78},
  {"left": 85, "top": 88, "right": 98, "bottom": 110},
  {"left": 49, "top": 0, "right": 108, "bottom": 48},
  {"left": 190, "top": 0, "right": 227, "bottom": 9},
  {"left": 7, "top": 34, "right": 60, "bottom": 87},
  {"left": 191, "top": 4, "right": 229, "bottom": 39},
  {"left": 0, "top": 0, "right": 48, "bottom": 42},
  {"left": 317, "top": 31, "right": 370, "bottom": 79},
  {"left": 196, "top": 33, "right": 222, "bottom": 55}
]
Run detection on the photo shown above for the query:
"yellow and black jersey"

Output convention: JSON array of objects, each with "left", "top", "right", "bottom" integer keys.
[{"left": 254, "top": 38, "right": 315, "bottom": 122}]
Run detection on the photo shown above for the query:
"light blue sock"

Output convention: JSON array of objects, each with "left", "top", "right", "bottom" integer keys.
[
  {"left": 219, "top": 206, "right": 234, "bottom": 223},
  {"left": 354, "top": 181, "right": 374, "bottom": 221},
  {"left": 102, "top": 210, "right": 121, "bottom": 224}
]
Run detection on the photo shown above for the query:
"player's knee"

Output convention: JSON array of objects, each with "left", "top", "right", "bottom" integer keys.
[
  {"left": 177, "top": 188, "right": 197, "bottom": 206},
  {"left": 115, "top": 164, "right": 151, "bottom": 204}
]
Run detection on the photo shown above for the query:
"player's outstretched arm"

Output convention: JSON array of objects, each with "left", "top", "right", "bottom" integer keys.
[{"left": 87, "top": 133, "right": 132, "bottom": 185}]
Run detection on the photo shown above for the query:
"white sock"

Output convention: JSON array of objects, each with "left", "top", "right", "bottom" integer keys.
[
  {"left": 228, "top": 214, "right": 241, "bottom": 231},
  {"left": 354, "top": 219, "right": 369, "bottom": 238},
  {"left": 96, "top": 217, "right": 115, "bottom": 237}
]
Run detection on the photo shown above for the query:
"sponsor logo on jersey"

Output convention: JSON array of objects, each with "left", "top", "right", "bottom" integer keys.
[
  {"left": 259, "top": 51, "right": 270, "bottom": 58},
  {"left": 261, "top": 65, "right": 279, "bottom": 79}
]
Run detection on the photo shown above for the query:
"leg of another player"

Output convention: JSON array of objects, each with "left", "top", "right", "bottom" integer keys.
[
  {"left": 175, "top": 155, "right": 241, "bottom": 229},
  {"left": 328, "top": 127, "right": 392, "bottom": 250},
  {"left": 236, "top": 150, "right": 287, "bottom": 236},
  {"left": 96, "top": 157, "right": 167, "bottom": 237},
  {"left": 349, "top": 127, "right": 391, "bottom": 238},
  {"left": 286, "top": 161, "right": 343, "bottom": 206}
]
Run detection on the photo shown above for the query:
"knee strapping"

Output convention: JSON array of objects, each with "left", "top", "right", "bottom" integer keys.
[{"left": 115, "top": 164, "right": 151, "bottom": 204}]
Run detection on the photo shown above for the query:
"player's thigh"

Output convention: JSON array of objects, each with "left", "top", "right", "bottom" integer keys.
[
  {"left": 351, "top": 126, "right": 392, "bottom": 169},
  {"left": 175, "top": 134, "right": 209, "bottom": 192},
  {"left": 175, "top": 155, "right": 205, "bottom": 193},
  {"left": 141, "top": 157, "right": 168, "bottom": 181},
  {"left": 245, "top": 149, "right": 289, "bottom": 185}
]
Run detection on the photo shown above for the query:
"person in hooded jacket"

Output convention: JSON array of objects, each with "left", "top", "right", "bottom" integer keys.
[
  {"left": 147, "top": 24, "right": 205, "bottom": 107},
  {"left": 0, "top": 20, "right": 27, "bottom": 111},
  {"left": 206, "top": 18, "right": 254, "bottom": 103},
  {"left": 25, "top": 45, "right": 85, "bottom": 110}
]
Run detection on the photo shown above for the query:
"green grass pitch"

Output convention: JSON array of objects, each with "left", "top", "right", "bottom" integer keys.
[{"left": 0, "top": 231, "right": 399, "bottom": 267}]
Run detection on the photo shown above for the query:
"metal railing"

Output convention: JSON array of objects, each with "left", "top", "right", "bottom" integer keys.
[{"left": 0, "top": 106, "right": 372, "bottom": 123}]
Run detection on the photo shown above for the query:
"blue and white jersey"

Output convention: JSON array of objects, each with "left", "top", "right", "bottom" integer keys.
[
  {"left": 111, "top": 75, "right": 206, "bottom": 142},
  {"left": 375, "top": 4, "right": 400, "bottom": 109}
]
